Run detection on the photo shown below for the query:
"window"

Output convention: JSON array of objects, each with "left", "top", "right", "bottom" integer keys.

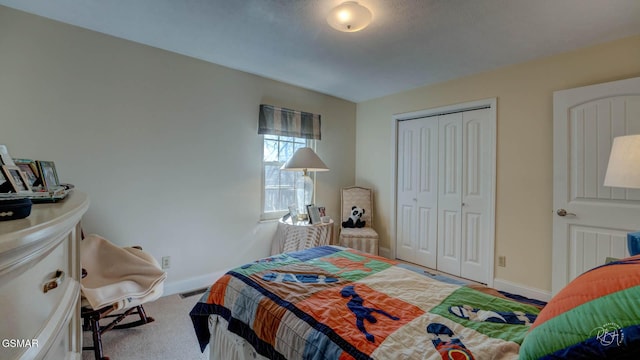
[{"left": 262, "top": 135, "right": 310, "bottom": 220}]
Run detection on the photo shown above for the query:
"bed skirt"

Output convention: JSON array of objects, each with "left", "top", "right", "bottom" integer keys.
[{"left": 208, "top": 315, "right": 268, "bottom": 360}]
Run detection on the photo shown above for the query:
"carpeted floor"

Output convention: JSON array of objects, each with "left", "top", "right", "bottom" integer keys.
[{"left": 82, "top": 293, "right": 209, "bottom": 360}]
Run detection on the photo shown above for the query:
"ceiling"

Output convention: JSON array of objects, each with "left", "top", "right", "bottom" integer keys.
[{"left": 1, "top": 0, "right": 639, "bottom": 103}]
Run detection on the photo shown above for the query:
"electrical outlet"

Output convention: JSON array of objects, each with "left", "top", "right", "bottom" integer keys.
[
  {"left": 498, "top": 256, "right": 506, "bottom": 267},
  {"left": 161, "top": 256, "right": 170, "bottom": 269}
]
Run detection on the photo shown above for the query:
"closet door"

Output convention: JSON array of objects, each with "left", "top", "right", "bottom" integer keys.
[
  {"left": 460, "top": 108, "right": 493, "bottom": 283},
  {"left": 394, "top": 101, "right": 495, "bottom": 285},
  {"left": 437, "top": 113, "right": 463, "bottom": 275},
  {"left": 396, "top": 118, "right": 438, "bottom": 267}
]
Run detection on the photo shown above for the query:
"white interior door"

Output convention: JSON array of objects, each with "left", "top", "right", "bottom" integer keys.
[
  {"left": 437, "top": 113, "right": 463, "bottom": 275},
  {"left": 395, "top": 118, "right": 438, "bottom": 267},
  {"left": 460, "top": 108, "right": 493, "bottom": 283},
  {"left": 552, "top": 77, "right": 640, "bottom": 295}
]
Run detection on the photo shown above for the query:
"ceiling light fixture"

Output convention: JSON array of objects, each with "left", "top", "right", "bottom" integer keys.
[{"left": 327, "top": 1, "right": 372, "bottom": 32}]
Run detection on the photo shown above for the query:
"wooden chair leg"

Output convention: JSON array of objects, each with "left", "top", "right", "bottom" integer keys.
[
  {"left": 82, "top": 304, "right": 154, "bottom": 360},
  {"left": 135, "top": 305, "right": 153, "bottom": 324},
  {"left": 109, "top": 305, "right": 155, "bottom": 330},
  {"left": 89, "top": 316, "right": 109, "bottom": 360}
]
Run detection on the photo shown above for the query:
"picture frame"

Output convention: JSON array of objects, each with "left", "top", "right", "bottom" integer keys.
[
  {"left": 36, "top": 160, "right": 60, "bottom": 190},
  {"left": 318, "top": 206, "right": 326, "bottom": 217},
  {"left": 0, "top": 168, "right": 9, "bottom": 192},
  {"left": 287, "top": 204, "right": 298, "bottom": 223},
  {"left": 14, "top": 159, "right": 39, "bottom": 187},
  {"left": 1, "top": 165, "right": 32, "bottom": 193},
  {"left": 0, "top": 144, "right": 15, "bottom": 166},
  {"left": 307, "top": 204, "right": 321, "bottom": 224}
]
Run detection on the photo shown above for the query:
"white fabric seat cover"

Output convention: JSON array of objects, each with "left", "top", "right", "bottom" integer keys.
[{"left": 81, "top": 234, "right": 166, "bottom": 310}]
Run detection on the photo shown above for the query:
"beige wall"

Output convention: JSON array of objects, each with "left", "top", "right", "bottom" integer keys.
[
  {"left": 356, "top": 35, "right": 640, "bottom": 293},
  {"left": 0, "top": 6, "right": 356, "bottom": 294}
]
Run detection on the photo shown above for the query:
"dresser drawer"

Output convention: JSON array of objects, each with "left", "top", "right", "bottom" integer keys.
[
  {"left": 0, "top": 231, "right": 75, "bottom": 359},
  {"left": 42, "top": 309, "right": 74, "bottom": 360}
]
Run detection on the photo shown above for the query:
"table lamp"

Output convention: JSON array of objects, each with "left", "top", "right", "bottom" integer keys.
[
  {"left": 604, "top": 134, "right": 640, "bottom": 255},
  {"left": 281, "top": 147, "right": 329, "bottom": 219}
]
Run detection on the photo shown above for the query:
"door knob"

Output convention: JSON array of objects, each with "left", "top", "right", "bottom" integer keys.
[{"left": 556, "top": 209, "right": 576, "bottom": 217}]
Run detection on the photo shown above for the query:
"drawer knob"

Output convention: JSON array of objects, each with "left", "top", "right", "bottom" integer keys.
[{"left": 43, "top": 269, "right": 65, "bottom": 293}]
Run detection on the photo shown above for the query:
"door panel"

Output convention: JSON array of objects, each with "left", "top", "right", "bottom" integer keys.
[
  {"left": 398, "top": 204, "right": 413, "bottom": 250},
  {"left": 460, "top": 109, "right": 492, "bottom": 283},
  {"left": 552, "top": 77, "right": 640, "bottom": 295},
  {"left": 396, "top": 119, "right": 438, "bottom": 267},
  {"left": 396, "top": 124, "right": 416, "bottom": 260},
  {"left": 417, "top": 125, "right": 439, "bottom": 262},
  {"left": 571, "top": 98, "right": 640, "bottom": 201},
  {"left": 569, "top": 226, "right": 627, "bottom": 280},
  {"left": 418, "top": 206, "right": 434, "bottom": 254},
  {"left": 438, "top": 113, "right": 463, "bottom": 275},
  {"left": 463, "top": 212, "right": 481, "bottom": 263}
]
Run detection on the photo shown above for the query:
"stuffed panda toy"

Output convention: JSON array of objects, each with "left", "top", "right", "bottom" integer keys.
[{"left": 342, "top": 206, "right": 366, "bottom": 228}]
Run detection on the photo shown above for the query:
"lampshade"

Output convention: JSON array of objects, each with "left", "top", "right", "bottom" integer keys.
[
  {"left": 604, "top": 134, "right": 640, "bottom": 189},
  {"left": 280, "top": 147, "right": 329, "bottom": 173},
  {"left": 326, "top": 1, "right": 372, "bottom": 32}
]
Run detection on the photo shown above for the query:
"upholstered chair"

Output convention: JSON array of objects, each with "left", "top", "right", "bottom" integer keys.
[{"left": 339, "top": 186, "right": 379, "bottom": 255}]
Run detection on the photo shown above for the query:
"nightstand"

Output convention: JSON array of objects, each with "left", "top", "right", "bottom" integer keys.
[{"left": 270, "top": 218, "right": 334, "bottom": 255}]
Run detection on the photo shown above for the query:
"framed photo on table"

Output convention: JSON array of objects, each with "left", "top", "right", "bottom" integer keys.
[
  {"left": 36, "top": 160, "right": 60, "bottom": 190},
  {"left": 318, "top": 206, "right": 326, "bottom": 217},
  {"left": 1, "top": 165, "right": 32, "bottom": 193},
  {"left": 288, "top": 205, "right": 298, "bottom": 223},
  {"left": 14, "top": 159, "right": 39, "bottom": 187},
  {"left": 0, "top": 145, "right": 15, "bottom": 166},
  {"left": 307, "top": 205, "right": 321, "bottom": 224},
  {"left": 0, "top": 168, "right": 9, "bottom": 192}
]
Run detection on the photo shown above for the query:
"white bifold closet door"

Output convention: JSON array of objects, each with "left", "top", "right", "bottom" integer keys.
[
  {"left": 396, "top": 108, "right": 493, "bottom": 284},
  {"left": 396, "top": 117, "right": 439, "bottom": 268}
]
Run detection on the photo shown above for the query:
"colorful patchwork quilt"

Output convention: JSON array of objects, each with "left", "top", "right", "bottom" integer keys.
[{"left": 190, "top": 246, "right": 542, "bottom": 359}]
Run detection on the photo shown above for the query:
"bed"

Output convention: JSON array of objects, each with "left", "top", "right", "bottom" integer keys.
[{"left": 190, "top": 245, "right": 546, "bottom": 359}]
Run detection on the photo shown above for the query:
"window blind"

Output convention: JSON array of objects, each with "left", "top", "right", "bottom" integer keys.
[{"left": 258, "top": 104, "right": 321, "bottom": 140}]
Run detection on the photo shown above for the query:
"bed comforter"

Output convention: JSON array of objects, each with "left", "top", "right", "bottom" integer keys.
[{"left": 190, "top": 246, "right": 542, "bottom": 359}]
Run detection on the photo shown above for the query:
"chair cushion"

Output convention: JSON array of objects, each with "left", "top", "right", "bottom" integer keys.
[
  {"left": 342, "top": 187, "right": 373, "bottom": 226},
  {"left": 340, "top": 227, "right": 379, "bottom": 239}
]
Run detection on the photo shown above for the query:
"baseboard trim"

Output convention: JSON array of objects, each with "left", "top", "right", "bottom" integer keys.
[
  {"left": 492, "top": 278, "right": 551, "bottom": 302},
  {"left": 379, "top": 246, "right": 391, "bottom": 259},
  {"left": 162, "top": 270, "right": 226, "bottom": 297}
]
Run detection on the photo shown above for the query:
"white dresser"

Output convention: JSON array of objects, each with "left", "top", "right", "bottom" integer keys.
[{"left": 0, "top": 192, "right": 89, "bottom": 360}]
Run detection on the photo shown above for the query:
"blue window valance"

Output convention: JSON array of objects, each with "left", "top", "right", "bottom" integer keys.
[{"left": 258, "top": 104, "right": 321, "bottom": 140}]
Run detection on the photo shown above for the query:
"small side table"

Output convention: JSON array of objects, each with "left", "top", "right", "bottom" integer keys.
[{"left": 270, "top": 218, "right": 334, "bottom": 255}]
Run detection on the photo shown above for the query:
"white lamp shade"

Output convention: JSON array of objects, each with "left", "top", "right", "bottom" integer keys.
[
  {"left": 604, "top": 134, "right": 640, "bottom": 189},
  {"left": 281, "top": 147, "right": 329, "bottom": 172},
  {"left": 326, "top": 1, "right": 372, "bottom": 32}
]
